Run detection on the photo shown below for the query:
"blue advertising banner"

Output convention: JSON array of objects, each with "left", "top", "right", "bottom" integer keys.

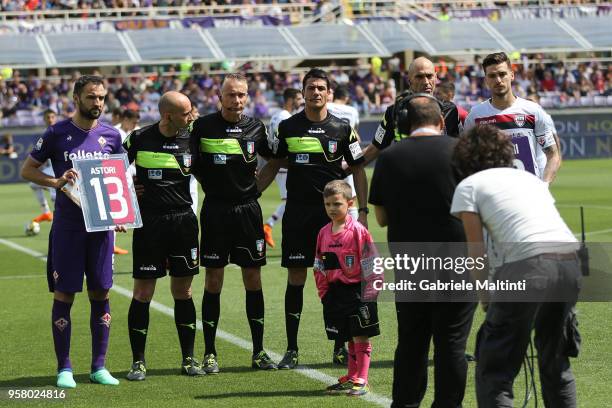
[
  {"left": 355, "top": 111, "right": 612, "bottom": 160},
  {"left": 2, "top": 111, "right": 612, "bottom": 184}
]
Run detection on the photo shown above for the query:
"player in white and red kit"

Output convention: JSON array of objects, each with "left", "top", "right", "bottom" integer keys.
[
  {"left": 314, "top": 180, "right": 380, "bottom": 397},
  {"left": 464, "top": 52, "right": 561, "bottom": 183}
]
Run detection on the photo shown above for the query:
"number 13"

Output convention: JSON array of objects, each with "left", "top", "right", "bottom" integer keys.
[{"left": 90, "top": 176, "right": 128, "bottom": 221}]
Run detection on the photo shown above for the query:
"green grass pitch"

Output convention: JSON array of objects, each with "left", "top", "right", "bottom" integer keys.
[{"left": 0, "top": 160, "right": 611, "bottom": 407}]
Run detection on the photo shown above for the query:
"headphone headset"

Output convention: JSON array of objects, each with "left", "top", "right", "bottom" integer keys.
[{"left": 393, "top": 91, "right": 444, "bottom": 136}]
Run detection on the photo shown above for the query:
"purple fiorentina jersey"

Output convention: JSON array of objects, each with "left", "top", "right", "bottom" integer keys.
[{"left": 30, "top": 119, "right": 123, "bottom": 230}]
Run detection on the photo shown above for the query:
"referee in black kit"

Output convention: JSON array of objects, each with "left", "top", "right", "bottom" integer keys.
[
  {"left": 369, "top": 94, "right": 476, "bottom": 408},
  {"left": 190, "top": 73, "right": 277, "bottom": 373},
  {"left": 361, "top": 56, "right": 461, "bottom": 165}
]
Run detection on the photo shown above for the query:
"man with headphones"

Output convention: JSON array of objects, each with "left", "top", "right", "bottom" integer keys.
[
  {"left": 362, "top": 57, "right": 461, "bottom": 165},
  {"left": 369, "top": 94, "right": 477, "bottom": 408}
]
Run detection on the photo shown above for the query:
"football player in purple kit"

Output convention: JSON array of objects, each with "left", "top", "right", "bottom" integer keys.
[{"left": 21, "top": 76, "right": 124, "bottom": 389}]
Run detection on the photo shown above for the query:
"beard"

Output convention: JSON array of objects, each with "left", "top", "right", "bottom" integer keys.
[{"left": 79, "top": 105, "right": 101, "bottom": 120}]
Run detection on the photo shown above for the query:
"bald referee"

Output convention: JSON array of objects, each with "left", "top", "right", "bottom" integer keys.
[{"left": 362, "top": 57, "right": 461, "bottom": 165}]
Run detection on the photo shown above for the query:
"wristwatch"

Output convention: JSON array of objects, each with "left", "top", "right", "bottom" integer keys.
[{"left": 358, "top": 207, "right": 369, "bottom": 215}]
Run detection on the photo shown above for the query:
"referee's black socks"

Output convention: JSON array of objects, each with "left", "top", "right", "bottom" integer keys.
[
  {"left": 285, "top": 283, "right": 304, "bottom": 352},
  {"left": 128, "top": 298, "right": 150, "bottom": 363},
  {"left": 246, "top": 289, "right": 265, "bottom": 354},
  {"left": 174, "top": 298, "right": 196, "bottom": 360},
  {"left": 202, "top": 291, "right": 220, "bottom": 356}
]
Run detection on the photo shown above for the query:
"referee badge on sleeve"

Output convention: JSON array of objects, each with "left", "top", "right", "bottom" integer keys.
[
  {"left": 374, "top": 125, "right": 385, "bottom": 144},
  {"left": 349, "top": 141, "right": 363, "bottom": 160}
]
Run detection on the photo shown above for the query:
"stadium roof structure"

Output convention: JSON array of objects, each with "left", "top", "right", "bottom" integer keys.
[{"left": 1, "top": 17, "right": 610, "bottom": 69}]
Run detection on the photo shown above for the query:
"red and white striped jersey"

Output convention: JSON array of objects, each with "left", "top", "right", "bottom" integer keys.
[{"left": 464, "top": 97, "right": 555, "bottom": 179}]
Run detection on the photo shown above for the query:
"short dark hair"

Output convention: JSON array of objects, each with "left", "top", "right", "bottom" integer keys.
[
  {"left": 403, "top": 95, "right": 442, "bottom": 133},
  {"left": 302, "top": 68, "right": 330, "bottom": 90},
  {"left": 112, "top": 107, "right": 123, "bottom": 117},
  {"left": 123, "top": 109, "right": 140, "bottom": 120},
  {"left": 436, "top": 81, "right": 455, "bottom": 97},
  {"left": 482, "top": 52, "right": 511, "bottom": 72},
  {"left": 334, "top": 85, "right": 350, "bottom": 101},
  {"left": 453, "top": 124, "right": 515, "bottom": 178},
  {"left": 73, "top": 75, "right": 104, "bottom": 97},
  {"left": 43, "top": 109, "right": 56, "bottom": 116},
  {"left": 323, "top": 180, "right": 352, "bottom": 200},
  {"left": 283, "top": 88, "right": 301, "bottom": 102}
]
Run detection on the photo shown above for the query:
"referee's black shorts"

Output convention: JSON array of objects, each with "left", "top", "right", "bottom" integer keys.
[
  {"left": 200, "top": 198, "right": 266, "bottom": 268},
  {"left": 281, "top": 200, "right": 329, "bottom": 268},
  {"left": 133, "top": 208, "right": 199, "bottom": 279},
  {"left": 322, "top": 282, "right": 380, "bottom": 342}
]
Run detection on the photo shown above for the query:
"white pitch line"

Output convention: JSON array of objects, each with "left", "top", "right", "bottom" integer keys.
[
  {"left": 580, "top": 228, "right": 612, "bottom": 238},
  {"left": 0, "top": 274, "right": 45, "bottom": 280},
  {"left": 0, "top": 238, "right": 48, "bottom": 258},
  {"left": 0, "top": 238, "right": 392, "bottom": 408},
  {"left": 557, "top": 204, "right": 612, "bottom": 211}
]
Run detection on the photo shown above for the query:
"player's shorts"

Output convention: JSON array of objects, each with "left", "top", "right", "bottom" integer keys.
[
  {"left": 41, "top": 161, "right": 55, "bottom": 177},
  {"left": 200, "top": 198, "right": 266, "bottom": 268},
  {"left": 341, "top": 160, "right": 356, "bottom": 198},
  {"left": 322, "top": 282, "right": 380, "bottom": 342},
  {"left": 133, "top": 208, "right": 199, "bottom": 279},
  {"left": 276, "top": 169, "right": 287, "bottom": 200},
  {"left": 343, "top": 174, "right": 356, "bottom": 198},
  {"left": 281, "top": 200, "right": 329, "bottom": 268},
  {"left": 46, "top": 226, "right": 114, "bottom": 293}
]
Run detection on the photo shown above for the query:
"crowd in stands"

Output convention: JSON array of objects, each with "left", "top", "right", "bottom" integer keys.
[
  {"left": 1, "top": 0, "right": 314, "bottom": 13},
  {"left": 1, "top": 0, "right": 605, "bottom": 14},
  {"left": 1, "top": 58, "right": 611, "bottom": 127}
]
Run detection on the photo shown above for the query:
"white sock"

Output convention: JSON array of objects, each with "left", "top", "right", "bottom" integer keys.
[{"left": 266, "top": 201, "right": 286, "bottom": 226}]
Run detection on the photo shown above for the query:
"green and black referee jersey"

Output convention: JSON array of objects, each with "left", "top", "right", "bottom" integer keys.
[
  {"left": 123, "top": 123, "right": 199, "bottom": 279},
  {"left": 372, "top": 99, "right": 460, "bottom": 150},
  {"left": 190, "top": 111, "right": 270, "bottom": 268},
  {"left": 272, "top": 110, "right": 365, "bottom": 268}
]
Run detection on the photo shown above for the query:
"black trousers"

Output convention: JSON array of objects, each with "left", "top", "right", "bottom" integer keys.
[
  {"left": 475, "top": 256, "right": 580, "bottom": 408},
  {"left": 391, "top": 301, "right": 477, "bottom": 408}
]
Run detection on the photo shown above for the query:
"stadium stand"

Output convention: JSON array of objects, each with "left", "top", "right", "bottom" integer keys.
[{"left": 0, "top": 0, "right": 611, "bottom": 126}]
